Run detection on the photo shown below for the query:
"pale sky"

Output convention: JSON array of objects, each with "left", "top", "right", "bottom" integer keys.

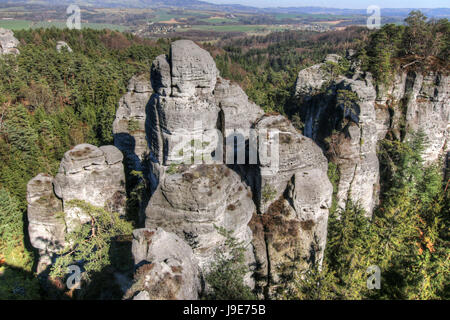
[{"left": 206, "top": 0, "right": 449, "bottom": 8}]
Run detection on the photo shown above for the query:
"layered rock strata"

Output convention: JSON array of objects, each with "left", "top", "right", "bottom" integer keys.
[
  {"left": 27, "top": 144, "right": 126, "bottom": 271},
  {"left": 141, "top": 40, "right": 333, "bottom": 297},
  {"left": 295, "top": 54, "right": 449, "bottom": 217},
  {"left": 125, "top": 228, "right": 201, "bottom": 300},
  {"left": 113, "top": 74, "right": 153, "bottom": 171}
]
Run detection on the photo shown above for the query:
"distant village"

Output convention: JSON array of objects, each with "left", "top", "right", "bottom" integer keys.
[
  {"left": 133, "top": 21, "right": 331, "bottom": 38},
  {"left": 133, "top": 22, "right": 191, "bottom": 37}
]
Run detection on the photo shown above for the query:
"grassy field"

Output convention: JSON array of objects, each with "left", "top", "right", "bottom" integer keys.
[
  {"left": 0, "top": 19, "right": 129, "bottom": 31},
  {"left": 32, "top": 21, "right": 129, "bottom": 31},
  {"left": 0, "top": 19, "right": 32, "bottom": 30},
  {"left": 150, "top": 9, "right": 210, "bottom": 23},
  {"left": 180, "top": 24, "right": 286, "bottom": 33},
  {"left": 199, "top": 17, "right": 236, "bottom": 24},
  {"left": 271, "top": 13, "right": 303, "bottom": 20}
]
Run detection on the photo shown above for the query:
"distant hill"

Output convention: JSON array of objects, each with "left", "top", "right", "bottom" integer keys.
[
  {"left": 263, "top": 6, "right": 450, "bottom": 18},
  {"left": 0, "top": 1, "right": 448, "bottom": 18},
  {"left": 0, "top": 0, "right": 207, "bottom": 7}
]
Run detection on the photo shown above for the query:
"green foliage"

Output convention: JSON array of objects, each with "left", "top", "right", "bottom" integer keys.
[
  {"left": 207, "top": 27, "right": 366, "bottom": 114},
  {"left": 166, "top": 163, "right": 181, "bottom": 175},
  {"left": 50, "top": 200, "right": 133, "bottom": 281},
  {"left": 204, "top": 226, "right": 256, "bottom": 300},
  {"left": 291, "top": 113, "right": 304, "bottom": 131},
  {"left": 336, "top": 89, "right": 359, "bottom": 121},
  {"left": 0, "top": 189, "right": 24, "bottom": 253},
  {"left": 361, "top": 11, "right": 448, "bottom": 86},
  {"left": 0, "top": 189, "right": 40, "bottom": 300},
  {"left": 0, "top": 29, "right": 164, "bottom": 298},
  {"left": 125, "top": 170, "right": 147, "bottom": 226},
  {"left": 402, "top": 11, "right": 431, "bottom": 57},
  {"left": 287, "top": 262, "right": 338, "bottom": 300},
  {"left": 290, "top": 131, "right": 449, "bottom": 300},
  {"left": 320, "top": 58, "right": 351, "bottom": 79},
  {"left": 327, "top": 162, "right": 340, "bottom": 214},
  {"left": 127, "top": 119, "right": 140, "bottom": 132},
  {"left": 261, "top": 184, "right": 277, "bottom": 203},
  {"left": 0, "top": 265, "right": 41, "bottom": 300}
]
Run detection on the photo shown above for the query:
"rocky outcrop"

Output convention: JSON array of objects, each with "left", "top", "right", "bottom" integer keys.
[
  {"left": 214, "top": 77, "right": 264, "bottom": 136},
  {"left": 113, "top": 74, "right": 152, "bottom": 171},
  {"left": 145, "top": 41, "right": 257, "bottom": 277},
  {"left": 27, "top": 39, "right": 337, "bottom": 299},
  {"left": 27, "top": 144, "right": 127, "bottom": 270},
  {"left": 248, "top": 115, "right": 333, "bottom": 298},
  {"left": 0, "top": 28, "right": 19, "bottom": 55},
  {"left": 145, "top": 164, "right": 255, "bottom": 270},
  {"left": 253, "top": 115, "right": 331, "bottom": 212},
  {"left": 295, "top": 55, "right": 449, "bottom": 217},
  {"left": 54, "top": 144, "right": 126, "bottom": 233},
  {"left": 125, "top": 228, "right": 201, "bottom": 300},
  {"left": 141, "top": 40, "right": 333, "bottom": 298},
  {"left": 377, "top": 71, "right": 449, "bottom": 164},
  {"left": 56, "top": 41, "right": 72, "bottom": 53},
  {"left": 27, "top": 174, "right": 65, "bottom": 273},
  {"left": 171, "top": 40, "right": 218, "bottom": 97}
]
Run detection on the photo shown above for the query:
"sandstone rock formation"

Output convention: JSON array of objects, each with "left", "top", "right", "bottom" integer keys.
[
  {"left": 27, "top": 174, "right": 65, "bottom": 273},
  {"left": 27, "top": 144, "right": 126, "bottom": 270},
  {"left": 140, "top": 40, "right": 333, "bottom": 297},
  {"left": 125, "top": 228, "right": 201, "bottom": 300},
  {"left": 144, "top": 41, "right": 258, "bottom": 279},
  {"left": 248, "top": 115, "right": 333, "bottom": 297},
  {"left": 0, "top": 28, "right": 19, "bottom": 55},
  {"left": 377, "top": 71, "right": 449, "bottom": 164},
  {"left": 295, "top": 55, "right": 449, "bottom": 217},
  {"left": 171, "top": 39, "right": 218, "bottom": 97},
  {"left": 214, "top": 77, "right": 264, "bottom": 139},
  {"left": 113, "top": 74, "right": 152, "bottom": 171},
  {"left": 28, "top": 39, "right": 337, "bottom": 300},
  {"left": 145, "top": 164, "right": 256, "bottom": 270}
]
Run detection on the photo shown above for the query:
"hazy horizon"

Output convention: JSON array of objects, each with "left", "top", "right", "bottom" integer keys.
[{"left": 206, "top": 0, "right": 450, "bottom": 9}]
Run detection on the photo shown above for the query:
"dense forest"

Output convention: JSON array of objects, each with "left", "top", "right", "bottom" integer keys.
[
  {"left": 0, "top": 28, "right": 167, "bottom": 298},
  {"left": 0, "top": 11, "right": 448, "bottom": 299}
]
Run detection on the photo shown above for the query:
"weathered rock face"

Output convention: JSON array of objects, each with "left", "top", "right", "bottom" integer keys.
[
  {"left": 140, "top": 40, "right": 263, "bottom": 292},
  {"left": 214, "top": 77, "right": 264, "bottom": 135},
  {"left": 145, "top": 164, "right": 255, "bottom": 270},
  {"left": 56, "top": 41, "right": 72, "bottom": 53},
  {"left": 148, "top": 94, "right": 220, "bottom": 166},
  {"left": 125, "top": 228, "right": 201, "bottom": 300},
  {"left": 247, "top": 115, "right": 333, "bottom": 298},
  {"left": 378, "top": 71, "right": 450, "bottom": 164},
  {"left": 28, "top": 39, "right": 337, "bottom": 299},
  {"left": 254, "top": 115, "right": 331, "bottom": 212},
  {"left": 0, "top": 28, "right": 19, "bottom": 55},
  {"left": 54, "top": 144, "right": 126, "bottom": 232},
  {"left": 113, "top": 74, "right": 152, "bottom": 170},
  {"left": 171, "top": 40, "right": 218, "bottom": 97},
  {"left": 295, "top": 55, "right": 449, "bottom": 217},
  {"left": 141, "top": 40, "right": 334, "bottom": 298},
  {"left": 150, "top": 54, "right": 171, "bottom": 96},
  {"left": 27, "top": 174, "right": 65, "bottom": 273},
  {"left": 27, "top": 144, "right": 127, "bottom": 270}
]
